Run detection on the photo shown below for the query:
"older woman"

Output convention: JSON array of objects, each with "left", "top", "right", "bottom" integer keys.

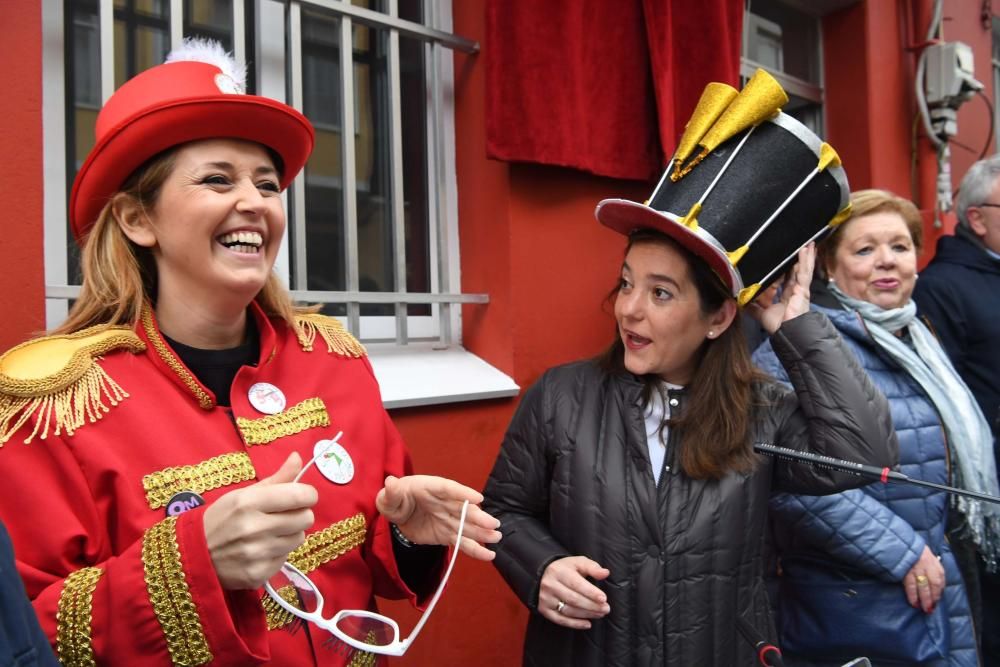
[
  {"left": 0, "top": 40, "right": 499, "bottom": 666},
  {"left": 753, "top": 189, "right": 1000, "bottom": 666}
]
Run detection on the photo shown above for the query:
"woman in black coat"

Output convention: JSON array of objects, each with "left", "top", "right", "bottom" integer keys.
[
  {"left": 482, "top": 70, "right": 899, "bottom": 666},
  {"left": 483, "top": 231, "right": 896, "bottom": 666}
]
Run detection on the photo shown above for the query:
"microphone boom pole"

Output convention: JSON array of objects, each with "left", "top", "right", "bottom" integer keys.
[{"left": 754, "top": 442, "right": 1000, "bottom": 506}]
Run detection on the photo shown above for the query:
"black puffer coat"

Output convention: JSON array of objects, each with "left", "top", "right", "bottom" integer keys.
[{"left": 483, "top": 312, "right": 898, "bottom": 666}]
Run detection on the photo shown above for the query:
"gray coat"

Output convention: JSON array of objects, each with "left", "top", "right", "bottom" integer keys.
[{"left": 483, "top": 311, "right": 898, "bottom": 666}]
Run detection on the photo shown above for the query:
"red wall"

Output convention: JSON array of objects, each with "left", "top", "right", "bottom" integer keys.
[
  {"left": 824, "top": 0, "right": 996, "bottom": 265},
  {"left": 0, "top": 3, "right": 45, "bottom": 351}
]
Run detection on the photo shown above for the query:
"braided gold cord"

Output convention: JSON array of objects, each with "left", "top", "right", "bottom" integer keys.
[
  {"left": 263, "top": 513, "right": 367, "bottom": 630},
  {"left": 142, "top": 517, "right": 213, "bottom": 665},
  {"left": 288, "top": 513, "right": 367, "bottom": 573},
  {"left": 56, "top": 566, "right": 103, "bottom": 667},
  {"left": 141, "top": 307, "right": 214, "bottom": 410},
  {"left": 348, "top": 634, "right": 379, "bottom": 667},
  {"left": 237, "top": 397, "right": 330, "bottom": 446},
  {"left": 294, "top": 314, "right": 366, "bottom": 358},
  {"left": 262, "top": 584, "right": 300, "bottom": 630},
  {"left": 142, "top": 451, "right": 256, "bottom": 510}
]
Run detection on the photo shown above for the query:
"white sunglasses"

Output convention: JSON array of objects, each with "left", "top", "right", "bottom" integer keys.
[{"left": 264, "top": 436, "right": 468, "bottom": 657}]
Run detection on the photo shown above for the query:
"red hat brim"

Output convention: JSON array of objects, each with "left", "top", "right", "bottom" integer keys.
[
  {"left": 69, "top": 95, "right": 314, "bottom": 241},
  {"left": 595, "top": 198, "right": 742, "bottom": 297}
]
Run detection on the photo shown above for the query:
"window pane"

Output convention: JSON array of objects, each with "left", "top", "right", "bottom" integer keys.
[
  {"left": 745, "top": 0, "right": 819, "bottom": 84},
  {"left": 301, "top": 9, "right": 347, "bottom": 316},
  {"left": 399, "top": 0, "right": 423, "bottom": 24},
  {"left": 184, "top": 0, "right": 233, "bottom": 51},
  {"left": 354, "top": 24, "right": 394, "bottom": 315},
  {"left": 400, "top": 35, "right": 429, "bottom": 316},
  {"left": 351, "top": 0, "right": 386, "bottom": 12},
  {"left": 66, "top": 0, "right": 102, "bottom": 282},
  {"left": 113, "top": 1, "right": 170, "bottom": 86}
]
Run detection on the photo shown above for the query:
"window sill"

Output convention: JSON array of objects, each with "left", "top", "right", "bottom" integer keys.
[{"left": 366, "top": 343, "right": 520, "bottom": 409}]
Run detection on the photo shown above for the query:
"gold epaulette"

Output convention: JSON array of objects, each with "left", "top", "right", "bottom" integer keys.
[
  {"left": 0, "top": 325, "right": 146, "bottom": 445},
  {"left": 294, "top": 314, "right": 366, "bottom": 358}
]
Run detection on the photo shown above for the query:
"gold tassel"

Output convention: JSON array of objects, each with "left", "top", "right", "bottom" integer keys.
[
  {"left": 0, "top": 363, "right": 129, "bottom": 445},
  {"left": 294, "top": 314, "right": 366, "bottom": 358}
]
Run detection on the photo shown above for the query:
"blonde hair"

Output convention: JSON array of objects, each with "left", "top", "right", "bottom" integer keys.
[
  {"left": 53, "top": 147, "right": 305, "bottom": 335},
  {"left": 817, "top": 188, "right": 923, "bottom": 279}
]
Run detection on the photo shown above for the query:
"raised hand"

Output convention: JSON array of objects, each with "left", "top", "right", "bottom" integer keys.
[
  {"left": 376, "top": 475, "right": 502, "bottom": 561},
  {"left": 203, "top": 452, "right": 318, "bottom": 589},
  {"left": 746, "top": 243, "right": 816, "bottom": 334},
  {"left": 538, "top": 556, "right": 611, "bottom": 630}
]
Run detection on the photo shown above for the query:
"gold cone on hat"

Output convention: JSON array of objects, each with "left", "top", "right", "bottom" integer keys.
[{"left": 671, "top": 69, "right": 789, "bottom": 181}]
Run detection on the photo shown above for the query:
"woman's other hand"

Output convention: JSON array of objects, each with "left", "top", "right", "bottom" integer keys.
[
  {"left": 203, "top": 452, "right": 318, "bottom": 589},
  {"left": 746, "top": 243, "right": 816, "bottom": 334},
  {"left": 538, "top": 556, "right": 611, "bottom": 630},
  {"left": 903, "top": 545, "right": 945, "bottom": 613},
  {"left": 376, "top": 475, "right": 502, "bottom": 562}
]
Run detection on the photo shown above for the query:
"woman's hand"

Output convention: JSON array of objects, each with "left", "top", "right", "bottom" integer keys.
[
  {"left": 376, "top": 475, "right": 502, "bottom": 562},
  {"left": 538, "top": 556, "right": 611, "bottom": 630},
  {"left": 203, "top": 452, "right": 318, "bottom": 590},
  {"left": 746, "top": 243, "right": 816, "bottom": 334},
  {"left": 903, "top": 545, "right": 945, "bottom": 613}
]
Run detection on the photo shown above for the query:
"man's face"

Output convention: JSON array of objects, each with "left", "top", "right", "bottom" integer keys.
[{"left": 967, "top": 177, "right": 1000, "bottom": 254}]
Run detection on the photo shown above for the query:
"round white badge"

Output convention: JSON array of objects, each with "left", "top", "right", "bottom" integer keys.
[
  {"left": 247, "top": 383, "right": 286, "bottom": 415},
  {"left": 313, "top": 438, "right": 355, "bottom": 484}
]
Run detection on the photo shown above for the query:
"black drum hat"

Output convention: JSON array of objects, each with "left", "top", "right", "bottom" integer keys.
[{"left": 596, "top": 69, "right": 851, "bottom": 306}]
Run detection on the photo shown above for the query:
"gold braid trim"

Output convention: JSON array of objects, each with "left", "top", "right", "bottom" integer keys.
[
  {"left": 0, "top": 326, "right": 143, "bottom": 445},
  {"left": 237, "top": 397, "right": 330, "bottom": 446},
  {"left": 262, "top": 584, "right": 302, "bottom": 631},
  {"left": 142, "top": 517, "right": 213, "bottom": 665},
  {"left": 143, "top": 452, "right": 257, "bottom": 510},
  {"left": 347, "top": 631, "right": 379, "bottom": 667},
  {"left": 56, "top": 566, "right": 103, "bottom": 667},
  {"left": 294, "top": 314, "right": 366, "bottom": 358},
  {"left": 263, "top": 512, "right": 367, "bottom": 630},
  {"left": 141, "top": 307, "right": 214, "bottom": 410}
]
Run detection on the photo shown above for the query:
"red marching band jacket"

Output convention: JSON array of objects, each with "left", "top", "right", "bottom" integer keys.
[{"left": 0, "top": 302, "right": 442, "bottom": 666}]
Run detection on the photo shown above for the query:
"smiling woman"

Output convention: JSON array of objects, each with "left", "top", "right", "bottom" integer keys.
[
  {"left": 0, "top": 38, "right": 500, "bottom": 667},
  {"left": 113, "top": 139, "right": 287, "bottom": 347}
]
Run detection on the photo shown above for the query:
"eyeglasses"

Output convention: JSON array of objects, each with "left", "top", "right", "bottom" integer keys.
[{"left": 263, "top": 437, "right": 467, "bottom": 657}]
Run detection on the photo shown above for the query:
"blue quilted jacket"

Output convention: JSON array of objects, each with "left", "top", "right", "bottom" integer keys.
[{"left": 753, "top": 302, "right": 977, "bottom": 666}]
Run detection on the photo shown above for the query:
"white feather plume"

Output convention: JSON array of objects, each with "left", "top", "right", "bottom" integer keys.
[{"left": 165, "top": 37, "right": 247, "bottom": 92}]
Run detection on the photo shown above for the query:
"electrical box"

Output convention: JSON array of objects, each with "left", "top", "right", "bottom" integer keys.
[{"left": 925, "top": 41, "right": 983, "bottom": 108}]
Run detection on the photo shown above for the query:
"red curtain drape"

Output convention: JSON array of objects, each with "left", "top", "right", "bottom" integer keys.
[{"left": 486, "top": 0, "right": 744, "bottom": 182}]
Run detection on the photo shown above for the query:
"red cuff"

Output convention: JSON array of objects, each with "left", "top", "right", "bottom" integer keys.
[{"left": 174, "top": 510, "right": 270, "bottom": 665}]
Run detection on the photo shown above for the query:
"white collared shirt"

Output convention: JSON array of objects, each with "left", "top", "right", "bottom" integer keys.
[{"left": 645, "top": 382, "right": 683, "bottom": 484}]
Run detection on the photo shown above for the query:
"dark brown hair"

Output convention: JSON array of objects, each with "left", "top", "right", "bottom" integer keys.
[{"left": 598, "top": 229, "right": 768, "bottom": 479}]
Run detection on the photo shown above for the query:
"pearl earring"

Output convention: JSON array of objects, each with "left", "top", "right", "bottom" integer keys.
[{"left": 708, "top": 331, "right": 715, "bottom": 339}]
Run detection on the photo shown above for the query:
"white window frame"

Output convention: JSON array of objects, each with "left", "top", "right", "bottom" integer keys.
[{"left": 41, "top": 0, "right": 519, "bottom": 407}]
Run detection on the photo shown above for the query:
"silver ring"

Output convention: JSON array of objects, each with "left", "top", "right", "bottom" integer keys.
[{"left": 555, "top": 600, "right": 566, "bottom": 614}]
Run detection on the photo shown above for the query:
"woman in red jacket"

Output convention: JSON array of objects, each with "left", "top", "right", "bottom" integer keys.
[{"left": 0, "top": 38, "right": 499, "bottom": 666}]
